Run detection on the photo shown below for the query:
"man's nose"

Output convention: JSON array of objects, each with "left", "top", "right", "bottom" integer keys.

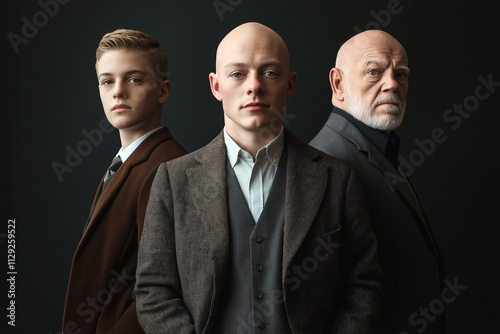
[
  {"left": 113, "top": 80, "right": 127, "bottom": 99},
  {"left": 247, "top": 72, "right": 263, "bottom": 95},
  {"left": 381, "top": 70, "right": 399, "bottom": 93}
]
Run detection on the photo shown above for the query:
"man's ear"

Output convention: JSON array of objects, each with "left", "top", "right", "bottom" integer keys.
[
  {"left": 209, "top": 72, "right": 222, "bottom": 101},
  {"left": 329, "top": 68, "right": 345, "bottom": 103},
  {"left": 158, "top": 80, "right": 171, "bottom": 104},
  {"left": 286, "top": 71, "right": 297, "bottom": 100}
]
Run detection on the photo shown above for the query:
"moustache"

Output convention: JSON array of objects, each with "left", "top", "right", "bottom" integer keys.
[{"left": 374, "top": 94, "right": 403, "bottom": 110}]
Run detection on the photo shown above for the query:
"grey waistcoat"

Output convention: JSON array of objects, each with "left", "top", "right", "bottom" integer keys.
[{"left": 211, "top": 150, "right": 292, "bottom": 334}]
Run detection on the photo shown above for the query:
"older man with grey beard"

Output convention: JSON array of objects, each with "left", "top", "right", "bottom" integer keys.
[{"left": 310, "top": 30, "right": 445, "bottom": 334}]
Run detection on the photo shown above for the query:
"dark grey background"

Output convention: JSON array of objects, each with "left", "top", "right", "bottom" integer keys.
[{"left": 1, "top": 0, "right": 499, "bottom": 333}]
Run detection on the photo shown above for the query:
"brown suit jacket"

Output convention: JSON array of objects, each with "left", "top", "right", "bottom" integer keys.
[
  {"left": 135, "top": 129, "right": 383, "bottom": 333},
  {"left": 62, "top": 127, "right": 187, "bottom": 334}
]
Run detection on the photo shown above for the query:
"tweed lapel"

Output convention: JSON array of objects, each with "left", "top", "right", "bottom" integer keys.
[
  {"left": 185, "top": 132, "right": 230, "bottom": 293},
  {"left": 328, "top": 114, "right": 438, "bottom": 258},
  {"left": 282, "top": 130, "right": 329, "bottom": 277}
]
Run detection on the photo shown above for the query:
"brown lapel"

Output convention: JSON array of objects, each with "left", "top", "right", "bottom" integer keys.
[{"left": 78, "top": 127, "right": 173, "bottom": 249}]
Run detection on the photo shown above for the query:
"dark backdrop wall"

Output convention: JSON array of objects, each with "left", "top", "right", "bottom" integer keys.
[{"left": 1, "top": 0, "right": 499, "bottom": 333}]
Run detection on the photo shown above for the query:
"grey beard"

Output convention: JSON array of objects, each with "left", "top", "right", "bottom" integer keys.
[{"left": 345, "top": 88, "right": 405, "bottom": 131}]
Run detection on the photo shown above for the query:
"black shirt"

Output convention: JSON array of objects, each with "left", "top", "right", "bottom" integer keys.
[{"left": 331, "top": 107, "right": 400, "bottom": 167}]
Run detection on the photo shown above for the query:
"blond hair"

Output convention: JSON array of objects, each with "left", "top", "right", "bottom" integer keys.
[{"left": 95, "top": 29, "right": 168, "bottom": 81}]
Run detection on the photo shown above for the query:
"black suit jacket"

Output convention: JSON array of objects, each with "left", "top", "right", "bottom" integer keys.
[{"left": 310, "top": 110, "right": 445, "bottom": 334}]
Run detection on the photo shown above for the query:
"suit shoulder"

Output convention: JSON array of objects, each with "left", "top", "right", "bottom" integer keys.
[
  {"left": 308, "top": 144, "right": 354, "bottom": 172},
  {"left": 138, "top": 137, "right": 188, "bottom": 174},
  {"left": 161, "top": 135, "right": 223, "bottom": 172},
  {"left": 152, "top": 138, "right": 187, "bottom": 162},
  {"left": 286, "top": 128, "right": 354, "bottom": 173}
]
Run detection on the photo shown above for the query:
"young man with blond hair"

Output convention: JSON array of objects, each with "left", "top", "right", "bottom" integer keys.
[{"left": 62, "top": 29, "right": 186, "bottom": 334}]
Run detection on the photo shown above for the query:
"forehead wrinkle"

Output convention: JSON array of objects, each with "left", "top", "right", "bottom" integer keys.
[
  {"left": 337, "top": 30, "right": 408, "bottom": 72},
  {"left": 360, "top": 49, "right": 408, "bottom": 69},
  {"left": 365, "top": 60, "right": 388, "bottom": 68}
]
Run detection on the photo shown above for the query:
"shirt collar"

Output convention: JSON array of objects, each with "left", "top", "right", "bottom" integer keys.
[
  {"left": 116, "top": 127, "right": 162, "bottom": 162},
  {"left": 332, "top": 107, "right": 400, "bottom": 166},
  {"left": 224, "top": 127, "right": 285, "bottom": 168}
]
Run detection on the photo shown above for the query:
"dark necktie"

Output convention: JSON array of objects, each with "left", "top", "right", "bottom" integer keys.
[
  {"left": 82, "top": 156, "right": 123, "bottom": 233},
  {"left": 101, "top": 156, "right": 123, "bottom": 193}
]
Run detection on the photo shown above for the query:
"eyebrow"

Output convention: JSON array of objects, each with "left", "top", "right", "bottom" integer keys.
[
  {"left": 366, "top": 60, "right": 388, "bottom": 68},
  {"left": 396, "top": 65, "right": 411, "bottom": 73},
  {"left": 366, "top": 61, "right": 410, "bottom": 73},
  {"left": 223, "top": 61, "right": 282, "bottom": 71},
  {"left": 224, "top": 62, "right": 247, "bottom": 70},
  {"left": 98, "top": 70, "right": 148, "bottom": 80}
]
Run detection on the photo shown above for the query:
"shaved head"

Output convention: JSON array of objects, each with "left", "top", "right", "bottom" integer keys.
[
  {"left": 209, "top": 22, "right": 296, "bottom": 155},
  {"left": 336, "top": 30, "right": 407, "bottom": 74},
  {"left": 215, "top": 22, "right": 291, "bottom": 73},
  {"left": 330, "top": 30, "right": 409, "bottom": 131}
]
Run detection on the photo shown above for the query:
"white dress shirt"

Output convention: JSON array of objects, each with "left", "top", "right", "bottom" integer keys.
[
  {"left": 115, "top": 127, "right": 162, "bottom": 162},
  {"left": 224, "top": 127, "right": 285, "bottom": 223}
]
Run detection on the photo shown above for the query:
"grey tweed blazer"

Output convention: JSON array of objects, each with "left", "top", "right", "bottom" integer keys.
[{"left": 135, "top": 129, "right": 382, "bottom": 334}]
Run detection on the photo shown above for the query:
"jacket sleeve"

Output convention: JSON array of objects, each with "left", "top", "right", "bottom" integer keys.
[
  {"left": 106, "top": 299, "right": 143, "bottom": 333},
  {"left": 134, "top": 163, "right": 196, "bottom": 334},
  {"left": 328, "top": 167, "right": 383, "bottom": 333},
  {"left": 107, "top": 166, "right": 168, "bottom": 334}
]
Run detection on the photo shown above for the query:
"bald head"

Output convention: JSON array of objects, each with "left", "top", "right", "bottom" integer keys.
[
  {"left": 330, "top": 30, "right": 409, "bottom": 131},
  {"left": 208, "top": 22, "right": 296, "bottom": 151},
  {"left": 336, "top": 30, "right": 407, "bottom": 73},
  {"left": 215, "top": 22, "right": 291, "bottom": 73}
]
